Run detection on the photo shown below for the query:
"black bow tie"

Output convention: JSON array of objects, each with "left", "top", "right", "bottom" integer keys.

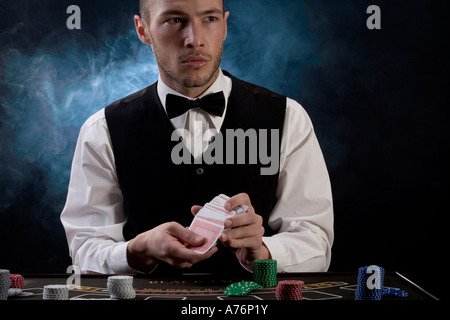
[{"left": 166, "top": 92, "right": 225, "bottom": 119}]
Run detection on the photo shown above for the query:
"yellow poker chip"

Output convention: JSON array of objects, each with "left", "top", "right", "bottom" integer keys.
[{"left": 224, "top": 281, "right": 263, "bottom": 296}]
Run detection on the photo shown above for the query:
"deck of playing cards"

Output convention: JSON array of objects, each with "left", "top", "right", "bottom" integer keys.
[{"left": 187, "top": 194, "right": 248, "bottom": 254}]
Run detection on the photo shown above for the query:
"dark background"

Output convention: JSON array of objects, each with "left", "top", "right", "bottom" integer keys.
[{"left": 0, "top": 0, "right": 448, "bottom": 299}]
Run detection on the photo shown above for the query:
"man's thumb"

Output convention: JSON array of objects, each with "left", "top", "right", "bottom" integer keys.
[{"left": 176, "top": 226, "right": 205, "bottom": 246}]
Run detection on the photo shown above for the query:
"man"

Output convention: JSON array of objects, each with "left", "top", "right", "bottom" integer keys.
[{"left": 61, "top": 0, "right": 334, "bottom": 275}]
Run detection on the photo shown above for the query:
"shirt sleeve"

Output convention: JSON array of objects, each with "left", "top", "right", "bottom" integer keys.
[
  {"left": 262, "top": 98, "right": 334, "bottom": 272},
  {"left": 60, "top": 109, "right": 137, "bottom": 274}
]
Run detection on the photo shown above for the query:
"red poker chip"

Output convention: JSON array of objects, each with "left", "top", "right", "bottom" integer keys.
[
  {"left": 276, "top": 280, "right": 304, "bottom": 300},
  {"left": 10, "top": 274, "right": 24, "bottom": 289}
]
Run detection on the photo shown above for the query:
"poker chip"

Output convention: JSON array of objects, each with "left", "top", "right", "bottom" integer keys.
[
  {"left": 253, "top": 259, "right": 277, "bottom": 287},
  {"left": 355, "top": 266, "right": 385, "bottom": 300},
  {"left": 276, "top": 280, "right": 304, "bottom": 300},
  {"left": 43, "top": 284, "right": 69, "bottom": 300},
  {"left": 382, "top": 287, "right": 409, "bottom": 298},
  {"left": 107, "top": 275, "right": 136, "bottom": 300},
  {"left": 355, "top": 266, "right": 409, "bottom": 300},
  {"left": 7, "top": 288, "right": 34, "bottom": 299},
  {"left": 10, "top": 274, "right": 24, "bottom": 289},
  {"left": 224, "top": 281, "right": 263, "bottom": 296},
  {"left": 8, "top": 288, "right": 23, "bottom": 297},
  {"left": 0, "top": 269, "right": 11, "bottom": 300}
]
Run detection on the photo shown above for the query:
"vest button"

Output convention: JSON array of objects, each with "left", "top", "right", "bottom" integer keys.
[{"left": 196, "top": 168, "right": 205, "bottom": 175}]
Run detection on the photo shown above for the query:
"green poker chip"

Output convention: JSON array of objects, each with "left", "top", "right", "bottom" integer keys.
[
  {"left": 253, "top": 259, "right": 277, "bottom": 287},
  {"left": 224, "top": 282, "right": 264, "bottom": 296}
]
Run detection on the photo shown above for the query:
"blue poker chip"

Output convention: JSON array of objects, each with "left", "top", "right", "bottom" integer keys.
[
  {"left": 355, "top": 266, "right": 385, "bottom": 300},
  {"left": 355, "top": 266, "right": 408, "bottom": 300},
  {"left": 383, "top": 287, "right": 409, "bottom": 298}
]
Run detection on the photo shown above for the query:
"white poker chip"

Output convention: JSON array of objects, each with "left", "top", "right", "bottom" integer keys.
[
  {"left": 8, "top": 288, "right": 22, "bottom": 297},
  {"left": 7, "top": 289, "right": 34, "bottom": 299},
  {"left": 43, "top": 284, "right": 69, "bottom": 300},
  {"left": 0, "top": 269, "right": 11, "bottom": 300},
  {"left": 107, "top": 276, "right": 136, "bottom": 300}
]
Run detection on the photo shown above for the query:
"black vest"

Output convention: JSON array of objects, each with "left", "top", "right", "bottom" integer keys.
[{"left": 105, "top": 71, "right": 286, "bottom": 275}]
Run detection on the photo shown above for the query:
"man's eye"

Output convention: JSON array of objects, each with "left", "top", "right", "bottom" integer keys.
[
  {"left": 204, "top": 16, "right": 218, "bottom": 22},
  {"left": 167, "top": 17, "right": 182, "bottom": 24}
]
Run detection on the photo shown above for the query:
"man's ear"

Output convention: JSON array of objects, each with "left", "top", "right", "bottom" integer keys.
[
  {"left": 134, "top": 15, "right": 152, "bottom": 45},
  {"left": 223, "top": 11, "right": 230, "bottom": 41}
]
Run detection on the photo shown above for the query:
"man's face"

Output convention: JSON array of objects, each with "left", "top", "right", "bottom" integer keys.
[{"left": 139, "top": 0, "right": 229, "bottom": 97}]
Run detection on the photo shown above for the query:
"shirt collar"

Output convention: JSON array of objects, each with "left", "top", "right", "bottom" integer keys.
[{"left": 157, "top": 68, "right": 231, "bottom": 115}]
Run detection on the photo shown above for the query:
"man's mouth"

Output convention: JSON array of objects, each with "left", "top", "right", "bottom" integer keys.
[{"left": 181, "top": 56, "right": 209, "bottom": 68}]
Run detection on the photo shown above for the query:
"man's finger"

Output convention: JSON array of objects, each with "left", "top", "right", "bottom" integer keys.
[
  {"left": 224, "top": 210, "right": 262, "bottom": 229},
  {"left": 223, "top": 223, "right": 264, "bottom": 241},
  {"left": 191, "top": 205, "right": 203, "bottom": 216},
  {"left": 167, "top": 223, "right": 205, "bottom": 246},
  {"left": 224, "top": 193, "right": 254, "bottom": 212}
]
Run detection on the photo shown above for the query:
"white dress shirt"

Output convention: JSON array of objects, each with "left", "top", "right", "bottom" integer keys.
[{"left": 60, "top": 69, "right": 334, "bottom": 274}]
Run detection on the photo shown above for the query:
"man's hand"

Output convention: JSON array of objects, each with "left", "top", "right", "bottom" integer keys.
[
  {"left": 126, "top": 222, "right": 218, "bottom": 273},
  {"left": 191, "top": 193, "right": 271, "bottom": 266}
]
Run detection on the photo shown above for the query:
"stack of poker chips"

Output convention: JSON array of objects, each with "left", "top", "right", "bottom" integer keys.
[
  {"left": 224, "top": 281, "right": 263, "bottom": 296},
  {"left": 355, "top": 266, "right": 385, "bottom": 300},
  {"left": 0, "top": 269, "right": 11, "bottom": 300},
  {"left": 276, "top": 280, "right": 304, "bottom": 300},
  {"left": 10, "top": 274, "right": 24, "bottom": 289},
  {"left": 43, "top": 284, "right": 69, "bottom": 300},
  {"left": 355, "top": 265, "right": 409, "bottom": 300},
  {"left": 107, "top": 276, "right": 136, "bottom": 300},
  {"left": 253, "top": 259, "right": 277, "bottom": 287}
]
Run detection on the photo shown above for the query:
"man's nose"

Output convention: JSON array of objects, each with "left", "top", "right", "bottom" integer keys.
[{"left": 184, "top": 21, "right": 205, "bottom": 49}]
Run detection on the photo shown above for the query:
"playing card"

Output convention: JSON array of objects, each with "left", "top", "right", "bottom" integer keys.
[
  {"left": 187, "top": 194, "right": 249, "bottom": 254},
  {"left": 187, "top": 217, "right": 224, "bottom": 254}
]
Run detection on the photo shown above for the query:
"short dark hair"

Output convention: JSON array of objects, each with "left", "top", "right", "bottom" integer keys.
[
  {"left": 139, "top": 0, "right": 151, "bottom": 23},
  {"left": 139, "top": 0, "right": 225, "bottom": 23}
]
